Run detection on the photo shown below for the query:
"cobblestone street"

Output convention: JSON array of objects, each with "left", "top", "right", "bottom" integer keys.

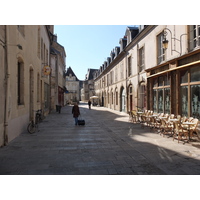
[{"left": 1, "top": 102, "right": 200, "bottom": 175}]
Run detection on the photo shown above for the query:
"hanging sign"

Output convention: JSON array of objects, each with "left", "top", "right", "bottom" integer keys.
[{"left": 43, "top": 65, "right": 51, "bottom": 75}]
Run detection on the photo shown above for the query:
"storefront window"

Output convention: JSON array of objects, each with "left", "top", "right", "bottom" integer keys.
[
  {"left": 191, "top": 84, "right": 200, "bottom": 119},
  {"left": 158, "top": 76, "right": 163, "bottom": 86},
  {"left": 153, "top": 79, "right": 157, "bottom": 88},
  {"left": 152, "top": 76, "right": 170, "bottom": 113},
  {"left": 158, "top": 89, "right": 163, "bottom": 113},
  {"left": 180, "top": 70, "right": 188, "bottom": 83},
  {"left": 181, "top": 86, "right": 188, "bottom": 117},
  {"left": 191, "top": 66, "right": 200, "bottom": 82},
  {"left": 153, "top": 90, "right": 157, "bottom": 112},
  {"left": 164, "top": 75, "right": 170, "bottom": 85},
  {"left": 164, "top": 88, "right": 170, "bottom": 114}
]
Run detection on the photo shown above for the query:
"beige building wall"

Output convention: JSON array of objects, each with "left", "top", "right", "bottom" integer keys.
[
  {"left": 0, "top": 26, "right": 6, "bottom": 145},
  {"left": 65, "top": 76, "right": 80, "bottom": 104},
  {"left": 94, "top": 25, "right": 189, "bottom": 114},
  {"left": 0, "top": 25, "right": 51, "bottom": 146}
]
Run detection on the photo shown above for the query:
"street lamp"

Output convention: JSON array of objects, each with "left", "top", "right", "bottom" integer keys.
[{"left": 162, "top": 27, "right": 187, "bottom": 56}]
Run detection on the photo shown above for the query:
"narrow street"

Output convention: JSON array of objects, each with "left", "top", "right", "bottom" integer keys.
[{"left": 1, "top": 102, "right": 200, "bottom": 175}]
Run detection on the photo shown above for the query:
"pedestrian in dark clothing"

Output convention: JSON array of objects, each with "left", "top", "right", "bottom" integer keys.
[
  {"left": 88, "top": 100, "right": 91, "bottom": 109},
  {"left": 72, "top": 103, "right": 80, "bottom": 125}
]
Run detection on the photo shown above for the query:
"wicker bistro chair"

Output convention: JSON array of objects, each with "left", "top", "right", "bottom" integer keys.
[
  {"left": 173, "top": 121, "right": 189, "bottom": 143},
  {"left": 173, "top": 118, "right": 198, "bottom": 143},
  {"left": 138, "top": 110, "right": 147, "bottom": 123},
  {"left": 153, "top": 113, "right": 164, "bottom": 131},
  {"left": 128, "top": 110, "right": 137, "bottom": 123},
  {"left": 156, "top": 113, "right": 169, "bottom": 133},
  {"left": 148, "top": 114, "right": 159, "bottom": 129},
  {"left": 140, "top": 110, "right": 153, "bottom": 127},
  {"left": 160, "top": 114, "right": 175, "bottom": 137},
  {"left": 182, "top": 118, "right": 199, "bottom": 140}
]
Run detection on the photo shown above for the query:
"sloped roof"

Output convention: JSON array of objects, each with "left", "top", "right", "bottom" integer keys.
[
  {"left": 65, "top": 67, "right": 79, "bottom": 81},
  {"left": 86, "top": 68, "right": 98, "bottom": 80}
]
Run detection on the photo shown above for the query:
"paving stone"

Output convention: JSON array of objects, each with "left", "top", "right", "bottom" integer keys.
[{"left": 1, "top": 102, "right": 200, "bottom": 175}]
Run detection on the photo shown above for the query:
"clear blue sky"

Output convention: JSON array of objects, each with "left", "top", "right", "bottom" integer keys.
[{"left": 54, "top": 25, "right": 135, "bottom": 80}]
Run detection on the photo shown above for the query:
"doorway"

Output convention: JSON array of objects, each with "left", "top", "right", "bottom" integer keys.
[
  {"left": 29, "top": 68, "right": 34, "bottom": 120},
  {"left": 120, "top": 87, "right": 126, "bottom": 112}
]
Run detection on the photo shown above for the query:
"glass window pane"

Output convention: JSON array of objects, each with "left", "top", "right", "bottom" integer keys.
[
  {"left": 158, "top": 76, "right": 163, "bottom": 86},
  {"left": 153, "top": 90, "right": 157, "bottom": 112},
  {"left": 158, "top": 89, "right": 163, "bottom": 113},
  {"left": 181, "top": 86, "right": 188, "bottom": 117},
  {"left": 198, "top": 25, "right": 200, "bottom": 36},
  {"left": 153, "top": 78, "right": 157, "bottom": 88},
  {"left": 164, "top": 88, "right": 170, "bottom": 114},
  {"left": 164, "top": 75, "right": 170, "bottom": 85},
  {"left": 190, "top": 65, "right": 200, "bottom": 82},
  {"left": 191, "top": 85, "right": 200, "bottom": 119},
  {"left": 180, "top": 69, "right": 188, "bottom": 83}
]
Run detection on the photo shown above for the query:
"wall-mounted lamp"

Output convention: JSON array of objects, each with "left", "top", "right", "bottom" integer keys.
[
  {"left": 162, "top": 27, "right": 187, "bottom": 56},
  {"left": 162, "top": 35, "right": 169, "bottom": 49}
]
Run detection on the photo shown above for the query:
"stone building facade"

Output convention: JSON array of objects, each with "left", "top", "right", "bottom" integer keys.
[
  {"left": 50, "top": 34, "right": 66, "bottom": 108},
  {"left": 81, "top": 68, "right": 98, "bottom": 102},
  {"left": 94, "top": 25, "right": 200, "bottom": 120},
  {"left": 0, "top": 25, "right": 52, "bottom": 146},
  {"left": 65, "top": 67, "right": 80, "bottom": 104}
]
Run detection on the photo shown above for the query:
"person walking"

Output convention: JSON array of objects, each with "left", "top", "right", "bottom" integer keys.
[
  {"left": 72, "top": 102, "right": 80, "bottom": 125},
  {"left": 88, "top": 100, "right": 92, "bottom": 109}
]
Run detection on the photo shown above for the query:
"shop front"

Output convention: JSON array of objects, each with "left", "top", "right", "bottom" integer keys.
[{"left": 147, "top": 51, "right": 200, "bottom": 119}]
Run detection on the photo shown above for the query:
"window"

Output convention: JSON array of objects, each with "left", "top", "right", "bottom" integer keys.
[
  {"left": 180, "top": 66, "right": 200, "bottom": 119},
  {"left": 139, "top": 47, "right": 145, "bottom": 72},
  {"left": 110, "top": 71, "right": 113, "bottom": 84},
  {"left": 111, "top": 91, "right": 113, "bottom": 104},
  {"left": 115, "top": 67, "right": 118, "bottom": 82},
  {"left": 37, "top": 73, "right": 40, "bottom": 102},
  {"left": 44, "top": 83, "right": 50, "bottom": 109},
  {"left": 46, "top": 49, "right": 48, "bottom": 65},
  {"left": 189, "top": 25, "right": 200, "bottom": 50},
  {"left": 152, "top": 75, "right": 170, "bottom": 113},
  {"left": 120, "top": 61, "right": 124, "bottom": 80},
  {"left": 128, "top": 56, "right": 132, "bottom": 76},
  {"left": 17, "top": 25, "right": 25, "bottom": 36},
  {"left": 41, "top": 38, "right": 43, "bottom": 60},
  {"left": 17, "top": 61, "right": 24, "bottom": 105},
  {"left": 37, "top": 26, "right": 40, "bottom": 58},
  {"left": 157, "top": 33, "right": 165, "bottom": 64},
  {"left": 138, "top": 83, "right": 146, "bottom": 110},
  {"left": 116, "top": 91, "right": 118, "bottom": 105}
]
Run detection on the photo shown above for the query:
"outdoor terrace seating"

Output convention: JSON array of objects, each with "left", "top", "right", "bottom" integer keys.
[{"left": 128, "top": 109, "right": 200, "bottom": 144}]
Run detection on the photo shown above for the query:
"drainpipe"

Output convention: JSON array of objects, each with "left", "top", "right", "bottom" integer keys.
[
  {"left": 3, "top": 25, "right": 9, "bottom": 146},
  {"left": 124, "top": 49, "right": 128, "bottom": 113}
]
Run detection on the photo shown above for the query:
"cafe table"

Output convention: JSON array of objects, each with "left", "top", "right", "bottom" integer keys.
[{"left": 182, "top": 121, "right": 196, "bottom": 141}]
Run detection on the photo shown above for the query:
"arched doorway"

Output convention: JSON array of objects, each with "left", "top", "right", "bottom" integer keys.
[
  {"left": 101, "top": 91, "right": 104, "bottom": 106},
  {"left": 120, "top": 86, "right": 126, "bottom": 112},
  {"left": 128, "top": 84, "right": 133, "bottom": 112}
]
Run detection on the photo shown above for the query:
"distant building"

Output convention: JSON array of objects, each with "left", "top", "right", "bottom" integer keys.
[
  {"left": 50, "top": 34, "right": 66, "bottom": 108},
  {"left": 81, "top": 68, "right": 98, "bottom": 102},
  {"left": 65, "top": 67, "right": 80, "bottom": 104}
]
